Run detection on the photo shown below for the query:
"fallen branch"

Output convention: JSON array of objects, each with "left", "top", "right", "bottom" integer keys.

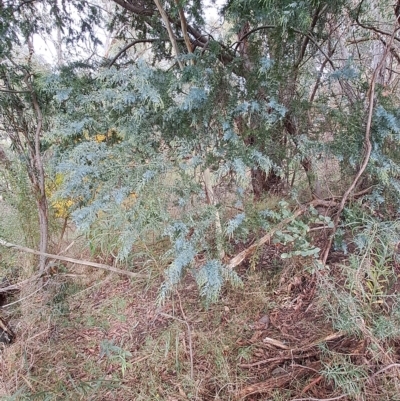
[
  {"left": 1, "top": 279, "right": 49, "bottom": 308},
  {"left": 225, "top": 188, "right": 377, "bottom": 269},
  {"left": 0, "top": 238, "right": 145, "bottom": 278},
  {"left": 239, "top": 332, "right": 345, "bottom": 368},
  {"left": 226, "top": 199, "right": 333, "bottom": 270},
  {"left": 226, "top": 206, "right": 307, "bottom": 269},
  {"left": 239, "top": 350, "right": 319, "bottom": 368},
  {"left": 0, "top": 275, "right": 41, "bottom": 294},
  {"left": 237, "top": 361, "right": 321, "bottom": 399},
  {"left": 299, "top": 375, "right": 323, "bottom": 395}
]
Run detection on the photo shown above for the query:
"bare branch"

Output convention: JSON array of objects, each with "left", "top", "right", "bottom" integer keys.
[
  {"left": 379, "top": 36, "right": 400, "bottom": 64},
  {"left": 159, "top": 311, "right": 194, "bottom": 379},
  {"left": 232, "top": 25, "right": 336, "bottom": 69},
  {"left": 321, "top": 28, "right": 394, "bottom": 265},
  {"left": 355, "top": 0, "right": 400, "bottom": 42},
  {"left": 174, "top": 0, "right": 192, "bottom": 54},
  {"left": 153, "top": 0, "right": 184, "bottom": 69},
  {"left": 108, "top": 38, "right": 158, "bottom": 67},
  {"left": 112, "top": 0, "right": 154, "bottom": 16},
  {"left": 0, "top": 238, "right": 146, "bottom": 278},
  {"left": 0, "top": 88, "right": 30, "bottom": 94},
  {"left": 226, "top": 203, "right": 313, "bottom": 270},
  {"left": 369, "top": 363, "right": 400, "bottom": 379},
  {"left": 0, "top": 274, "right": 41, "bottom": 295},
  {"left": 289, "top": 395, "right": 347, "bottom": 401},
  {"left": 295, "top": 4, "right": 327, "bottom": 68},
  {"left": 24, "top": 46, "right": 48, "bottom": 274}
]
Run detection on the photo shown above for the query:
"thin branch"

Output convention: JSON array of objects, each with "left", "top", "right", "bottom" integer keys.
[
  {"left": 239, "top": 332, "right": 345, "bottom": 368},
  {"left": 232, "top": 25, "right": 335, "bottom": 69},
  {"left": 1, "top": 279, "right": 49, "bottom": 308},
  {"left": 321, "top": 29, "right": 394, "bottom": 265},
  {"left": 355, "top": 1, "right": 400, "bottom": 43},
  {"left": 309, "top": 41, "right": 337, "bottom": 104},
  {"left": 295, "top": 4, "right": 327, "bottom": 68},
  {"left": 176, "top": 290, "right": 194, "bottom": 380},
  {"left": 226, "top": 204, "right": 307, "bottom": 270},
  {"left": 232, "top": 25, "right": 275, "bottom": 53},
  {"left": 0, "top": 238, "right": 145, "bottom": 278},
  {"left": 112, "top": 0, "right": 154, "bottom": 16},
  {"left": 0, "top": 88, "right": 30, "bottom": 94},
  {"left": 24, "top": 45, "right": 48, "bottom": 274},
  {"left": 0, "top": 274, "right": 42, "bottom": 294},
  {"left": 15, "top": 0, "right": 38, "bottom": 11},
  {"left": 203, "top": 169, "right": 225, "bottom": 259},
  {"left": 379, "top": 36, "right": 400, "bottom": 64},
  {"left": 227, "top": 198, "right": 342, "bottom": 270},
  {"left": 238, "top": 361, "right": 322, "bottom": 399},
  {"left": 369, "top": 363, "right": 400, "bottom": 379},
  {"left": 108, "top": 39, "right": 159, "bottom": 67}
]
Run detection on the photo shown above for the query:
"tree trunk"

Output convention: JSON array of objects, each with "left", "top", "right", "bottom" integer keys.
[
  {"left": 37, "top": 195, "right": 49, "bottom": 274},
  {"left": 251, "top": 169, "right": 282, "bottom": 199}
]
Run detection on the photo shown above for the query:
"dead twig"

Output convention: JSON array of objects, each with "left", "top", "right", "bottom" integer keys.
[
  {"left": 227, "top": 206, "right": 307, "bottom": 269},
  {"left": 176, "top": 290, "right": 194, "bottom": 380},
  {"left": 227, "top": 198, "right": 340, "bottom": 270},
  {"left": 225, "top": 183, "right": 374, "bottom": 270},
  {"left": 263, "top": 336, "right": 290, "bottom": 349},
  {"left": 239, "top": 350, "right": 320, "bottom": 368},
  {"left": 159, "top": 305, "right": 194, "bottom": 380},
  {"left": 369, "top": 363, "right": 400, "bottom": 380},
  {"left": 1, "top": 279, "right": 49, "bottom": 308},
  {"left": 299, "top": 375, "right": 323, "bottom": 395}
]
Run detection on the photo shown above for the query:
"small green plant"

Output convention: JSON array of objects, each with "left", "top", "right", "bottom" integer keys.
[
  {"left": 100, "top": 340, "right": 132, "bottom": 377},
  {"left": 322, "top": 354, "right": 368, "bottom": 398}
]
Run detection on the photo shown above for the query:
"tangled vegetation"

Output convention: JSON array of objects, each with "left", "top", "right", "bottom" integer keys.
[{"left": 1, "top": 0, "right": 400, "bottom": 399}]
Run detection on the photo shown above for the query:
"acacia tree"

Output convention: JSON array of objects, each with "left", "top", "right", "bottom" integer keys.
[
  {"left": 2, "top": 0, "right": 400, "bottom": 301},
  {"left": 34, "top": 0, "right": 399, "bottom": 300},
  {"left": 0, "top": 0, "right": 102, "bottom": 273},
  {"left": 0, "top": 56, "right": 49, "bottom": 273}
]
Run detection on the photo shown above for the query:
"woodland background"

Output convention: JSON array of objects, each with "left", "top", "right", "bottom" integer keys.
[{"left": 1, "top": 0, "right": 400, "bottom": 399}]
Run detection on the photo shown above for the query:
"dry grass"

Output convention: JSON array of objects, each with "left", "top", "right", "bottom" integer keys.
[
  {"left": 0, "top": 237, "right": 292, "bottom": 400},
  {"left": 2, "top": 215, "right": 400, "bottom": 400}
]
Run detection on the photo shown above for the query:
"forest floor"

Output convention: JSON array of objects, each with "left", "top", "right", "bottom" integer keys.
[{"left": 1, "top": 234, "right": 400, "bottom": 400}]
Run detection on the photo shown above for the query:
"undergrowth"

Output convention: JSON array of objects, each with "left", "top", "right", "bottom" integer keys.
[
  {"left": 1, "top": 174, "right": 400, "bottom": 400},
  {"left": 318, "top": 211, "right": 400, "bottom": 400}
]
